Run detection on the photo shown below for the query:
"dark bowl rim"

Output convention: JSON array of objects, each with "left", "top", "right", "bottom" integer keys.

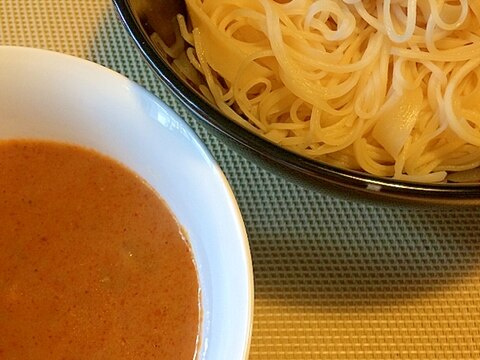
[{"left": 112, "top": 0, "right": 480, "bottom": 204}]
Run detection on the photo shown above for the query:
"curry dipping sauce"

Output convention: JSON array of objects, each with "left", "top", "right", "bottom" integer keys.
[{"left": 0, "top": 140, "right": 200, "bottom": 359}]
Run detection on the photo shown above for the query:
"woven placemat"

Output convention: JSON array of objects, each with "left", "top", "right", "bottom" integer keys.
[{"left": 2, "top": 1, "right": 480, "bottom": 359}]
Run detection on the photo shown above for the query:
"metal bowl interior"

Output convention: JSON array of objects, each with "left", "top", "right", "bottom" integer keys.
[{"left": 112, "top": 0, "right": 480, "bottom": 207}]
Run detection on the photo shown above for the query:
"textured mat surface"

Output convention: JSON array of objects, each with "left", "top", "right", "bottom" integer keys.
[{"left": 2, "top": 1, "right": 480, "bottom": 359}]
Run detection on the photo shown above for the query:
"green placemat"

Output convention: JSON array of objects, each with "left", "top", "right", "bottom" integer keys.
[{"left": 2, "top": 1, "right": 480, "bottom": 359}]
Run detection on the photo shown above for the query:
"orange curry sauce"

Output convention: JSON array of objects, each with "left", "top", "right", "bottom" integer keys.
[{"left": 0, "top": 140, "right": 200, "bottom": 359}]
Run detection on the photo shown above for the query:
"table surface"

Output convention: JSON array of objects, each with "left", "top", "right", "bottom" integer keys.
[{"left": 2, "top": 1, "right": 480, "bottom": 359}]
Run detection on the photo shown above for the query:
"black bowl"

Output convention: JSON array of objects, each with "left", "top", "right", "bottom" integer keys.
[{"left": 112, "top": 0, "right": 480, "bottom": 206}]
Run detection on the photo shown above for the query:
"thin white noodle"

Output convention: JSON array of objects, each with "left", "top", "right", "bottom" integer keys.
[
  {"left": 428, "top": 0, "right": 469, "bottom": 31},
  {"left": 170, "top": 0, "right": 480, "bottom": 183},
  {"left": 383, "top": 0, "right": 417, "bottom": 43}
]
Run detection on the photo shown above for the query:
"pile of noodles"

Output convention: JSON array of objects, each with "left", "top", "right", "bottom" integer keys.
[{"left": 153, "top": 0, "right": 480, "bottom": 183}]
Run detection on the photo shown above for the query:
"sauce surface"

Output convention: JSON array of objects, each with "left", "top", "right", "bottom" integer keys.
[{"left": 0, "top": 140, "right": 199, "bottom": 359}]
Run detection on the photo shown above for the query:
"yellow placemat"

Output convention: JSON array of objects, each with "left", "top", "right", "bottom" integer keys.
[{"left": 2, "top": 1, "right": 480, "bottom": 359}]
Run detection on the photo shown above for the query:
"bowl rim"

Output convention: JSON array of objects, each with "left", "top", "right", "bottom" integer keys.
[
  {"left": 0, "top": 45, "right": 254, "bottom": 360},
  {"left": 112, "top": 0, "right": 480, "bottom": 205}
]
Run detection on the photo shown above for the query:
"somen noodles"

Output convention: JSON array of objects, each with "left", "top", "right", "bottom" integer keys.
[{"left": 154, "top": 0, "right": 480, "bottom": 183}]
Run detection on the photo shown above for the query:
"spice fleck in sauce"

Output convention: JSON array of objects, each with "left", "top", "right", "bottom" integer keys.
[{"left": 0, "top": 140, "right": 200, "bottom": 359}]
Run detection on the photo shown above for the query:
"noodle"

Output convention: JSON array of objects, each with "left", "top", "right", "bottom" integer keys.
[{"left": 162, "top": 0, "right": 480, "bottom": 182}]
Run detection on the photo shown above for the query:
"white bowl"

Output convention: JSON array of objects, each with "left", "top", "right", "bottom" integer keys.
[{"left": 0, "top": 46, "right": 253, "bottom": 360}]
